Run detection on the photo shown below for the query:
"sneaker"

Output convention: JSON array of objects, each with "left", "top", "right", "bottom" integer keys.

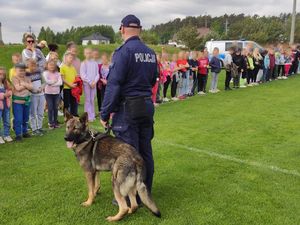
[
  {"left": 178, "top": 95, "right": 186, "bottom": 100},
  {"left": 49, "top": 125, "right": 55, "bottom": 130},
  {"left": 32, "top": 130, "right": 42, "bottom": 136},
  {"left": 240, "top": 85, "right": 247, "bottom": 88},
  {"left": 282, "top": 76, "right": 288, "bottom": 80},
  {"left": 58, "top": 110, "right": 64, "bottom": 116},
  {"left": 163, "top": 97, "right": 170, "bottom": 102},
  {"left": 215, "top": 89, "right": 221, "bottom": 93},
  {"left": 198, "top": 91, "right": 206, "bottom": 95},
  {"left": 54, "top": 124, "right": 61, "bottom": 129},
  {"left": 39, "top": 129, "right": 46, "bottom": 134},
  {"left": 278, "top": 76, "right": 282, "bottom": 80},
  {"left": 15, "top": 136, "right": 22, "bottom": 142},
  {"left": 23, "top": 133, "right": 31, "bottom": 138},
  {"left": 209, "top": 90, "right": 214, "bottom": 93},
  {"left": 0, "top": 137, "right": 5, "bottom": 144},
  {"left": 171, "top": 97, "right": 179, "bottom": 101},
  {"left": 4, "top": 136, "right": 13, "bottom": 143}
]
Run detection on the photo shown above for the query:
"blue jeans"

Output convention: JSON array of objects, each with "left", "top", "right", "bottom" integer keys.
[
  {"left": 13, "top": 102, "right": 30, "bottom": 137},
  {"left": 45, "top": 94, "right": 60, "bottom": 126},
  {"left": 0, "top": 105, "right": 10, "bottom": 137}
]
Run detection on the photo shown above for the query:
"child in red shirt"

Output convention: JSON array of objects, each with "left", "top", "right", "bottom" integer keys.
[
  {"left": 197, "top": 51, "right": 209, "bottom": 94},
  {"left": 177, "top": 51, "right": 189, "bottom": 100}
]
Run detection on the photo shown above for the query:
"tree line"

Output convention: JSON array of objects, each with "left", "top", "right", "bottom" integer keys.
[
  {"left": 150, "top": 13, "right": 300, "bottom": 49},
  {"left": 36, "top": 13, "right": 300, "bottom": 49},
  {"left": 37, "top": 25, "right": 116, "bottom": 45}
]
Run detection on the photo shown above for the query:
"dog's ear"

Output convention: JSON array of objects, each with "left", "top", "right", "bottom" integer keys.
[
  {"left": 64, "top": 110, "right": 73, "bottom": 122},
  {"left": 79, "top": 112, "right": 88, "bottom": 125}
]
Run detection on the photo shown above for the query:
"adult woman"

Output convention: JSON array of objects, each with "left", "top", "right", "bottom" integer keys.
[{"left": 21, "top": 33, "right": 46, "bottom": 71}]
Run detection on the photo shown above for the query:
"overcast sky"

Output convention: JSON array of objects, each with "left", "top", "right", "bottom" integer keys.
[{"left": 0, "top": 0, "right": 297, "bottom": 43}]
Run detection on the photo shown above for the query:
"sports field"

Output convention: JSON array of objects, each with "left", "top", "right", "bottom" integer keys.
[{"left": 1, "top": 72, "right": 300, "bottom": 225}]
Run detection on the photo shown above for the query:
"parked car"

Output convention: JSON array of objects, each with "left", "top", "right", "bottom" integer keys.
[
  {"left": 205, "top": 40, "right": 264, "bottom": 59},
  {"left": 168, "top": 40, "right": 187, "bottom": 48}
]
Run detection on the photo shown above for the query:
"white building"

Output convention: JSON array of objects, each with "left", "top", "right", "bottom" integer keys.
[{"left": 82, "top": 33, "right": 110, "bottom": 45}]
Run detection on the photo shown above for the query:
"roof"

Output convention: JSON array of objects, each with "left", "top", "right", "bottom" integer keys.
[
  {"left": 82, "top": 33, "right": 110, "bottom": 41},
  {"left": 197, "top": 27, "right": 211, "bottom": 38}
]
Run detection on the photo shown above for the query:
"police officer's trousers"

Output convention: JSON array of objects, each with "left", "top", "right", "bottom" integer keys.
[{"left": 111, "top": 100, "right": 155, "bottom": 193}]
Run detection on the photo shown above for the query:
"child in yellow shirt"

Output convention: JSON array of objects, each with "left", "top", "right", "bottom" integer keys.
[
  {"left": 9, "top": 53, "right": 22, "bottom": 82},
  {"left": 61, "top": 52, "right": 78, "bottom": 116}
]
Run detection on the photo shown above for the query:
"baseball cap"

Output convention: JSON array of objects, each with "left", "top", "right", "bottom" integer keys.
[
  {"left": 15, "top": 63, "right": 27, "bottom": 69},
  {"left": 119, "top": 14, "right": 142, "bottom": 30}
]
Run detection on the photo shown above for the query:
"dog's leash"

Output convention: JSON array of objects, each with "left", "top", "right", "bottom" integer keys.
[{"left": 104, "top": 125, "right": 111, "bottom": 135}]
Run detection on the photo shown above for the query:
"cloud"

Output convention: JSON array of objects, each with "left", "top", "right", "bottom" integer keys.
[{"left": 0, "top": 0, "right": 296, "bottom": 43}]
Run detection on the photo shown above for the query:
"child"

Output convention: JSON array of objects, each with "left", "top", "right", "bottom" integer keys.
[
  {"left": 232, "top": 48, "right": 245, "bottom": 88},
  {"left": 9, "top": 53, "right": 22, "bottom": 82},
  {"left": 80, "top": 48, "right": 100, "bottom": 122},
  {"left": 26, "top": 59, "right": 45, "bottom": 136},
  {"left": 11, "top": 63, "right": 33, "bottom": 141},
  {"left": 170, "top": 54, "right": 179, "bottom": 101},
  {"left": 188, "top": 51, "right": 198, "bottom": 96},
  {"left": 246, "top": 51, "right": 255, "bottom": 85},
  {"left": 92, "top": 48, "right": 102, "bottom": 64},
  {"left": 152, "top": 54, "right": 162, "bottom": 106},
  {"left": 43, "top": 60, "right": 63, "bottom": 129},
  {"left": 267, "top": 48, "right": 276, "bottom": 81},
  {"left": 209, "top": 47, "right": 222, "bottom": 93},
  {"left": 0, "top": 67, "right": 13, "bottom": 144},
  {"left": 161, "top": 53, "right": 171, "bottom": 102},
  {"left": 253, "top": 48, "right": 264, "bottom": 84},
  {"left": 97, "top": 53, "right": 110, "bottom": 113},
  {"left": 61, "top": 52, "right": 78, "bottom": 116},
  {"left": 277, "top": 48, "right": 286, "bottom": 79},
  {"left": 240, "top": 48, "right": 248, "bottom": 88},
  {"left": 63, "top": 42, "right": 81, "bottom": 74},
  {"left": 283, "top": 49, "right": 292, "bottom": 79},
  {"left": 224, "top": 47, "right": 234, "bottom": 90},
  {"left": 197, "top": 51, "right": 209, "bottom": 95},
  {"left": 177, "top": 51, "right": 189, "bottom": 100}
]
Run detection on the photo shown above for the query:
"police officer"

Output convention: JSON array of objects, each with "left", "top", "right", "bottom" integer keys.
[{"left": 100, "top": 15, "right": 157, "bottom": 194}]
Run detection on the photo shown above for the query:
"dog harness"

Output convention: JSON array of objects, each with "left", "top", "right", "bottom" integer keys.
[{"left": 89, "top": 129, "right": 111, "bottom": 170}]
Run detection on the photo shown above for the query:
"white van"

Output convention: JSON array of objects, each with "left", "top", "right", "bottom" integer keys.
[{"left": 205, "top": 40, "right": 264, "bottom": 59}]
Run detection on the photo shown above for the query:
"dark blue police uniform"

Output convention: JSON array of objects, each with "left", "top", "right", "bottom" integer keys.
[{"left": 100, "top": 15, "right": 157, "bottom": 192}]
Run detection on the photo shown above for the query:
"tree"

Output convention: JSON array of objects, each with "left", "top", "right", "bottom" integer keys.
[
  {"left": 141, "top": 30, "right": 160, "bottom": 45},
  {"left": 176, "top": 26, "right": 201, "bottom": 50}
]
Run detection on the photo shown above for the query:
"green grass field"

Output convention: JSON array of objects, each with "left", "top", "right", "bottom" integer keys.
[{"left": 1, "top": 70, "right": 300, "bottom": 225}]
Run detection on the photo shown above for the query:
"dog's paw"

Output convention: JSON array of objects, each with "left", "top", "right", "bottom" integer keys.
[
  {"left": 128, "top": 206, "right": 138, "bottom": 214},
  {"left": 106, "top": 216, "right": 115, "bottom": 222},
  {"left": 81, "top": 201, "right": 92, "bottom": 207}
]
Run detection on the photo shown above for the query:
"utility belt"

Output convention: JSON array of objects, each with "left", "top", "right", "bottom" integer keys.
[{"left": 121, "top": 96, "right": 152, "bottom": 121}]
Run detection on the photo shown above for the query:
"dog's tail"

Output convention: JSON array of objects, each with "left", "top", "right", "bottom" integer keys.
[{"left": 136, "top": 166, "right": 161, "bottom": 218}]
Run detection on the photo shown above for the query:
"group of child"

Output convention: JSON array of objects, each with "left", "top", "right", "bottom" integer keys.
[
  {"left": 152, "top": 44, "right": 300, "bottom": 105},
  {"left": 0, "top": 34, "right": 299, "bottom": 144},
  {"left": 0, "top": 33, "right": 111, "bottom": 144}
]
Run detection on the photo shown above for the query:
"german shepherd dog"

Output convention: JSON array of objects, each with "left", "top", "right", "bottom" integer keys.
[{"left": 64, "top": 111, "right": 161, "bottom": 222}]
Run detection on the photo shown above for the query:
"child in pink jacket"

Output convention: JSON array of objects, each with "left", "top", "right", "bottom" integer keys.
[{"left": 0, "top": 67, "right": 13, "bottom": 144}]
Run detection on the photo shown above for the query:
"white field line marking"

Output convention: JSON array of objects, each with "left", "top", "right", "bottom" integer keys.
[
  {"left": 87, "top": 125, "right": 300, "bottom": 178},
  {"left": 156, "top": 140, "right": 300, "bottom": 178}
]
